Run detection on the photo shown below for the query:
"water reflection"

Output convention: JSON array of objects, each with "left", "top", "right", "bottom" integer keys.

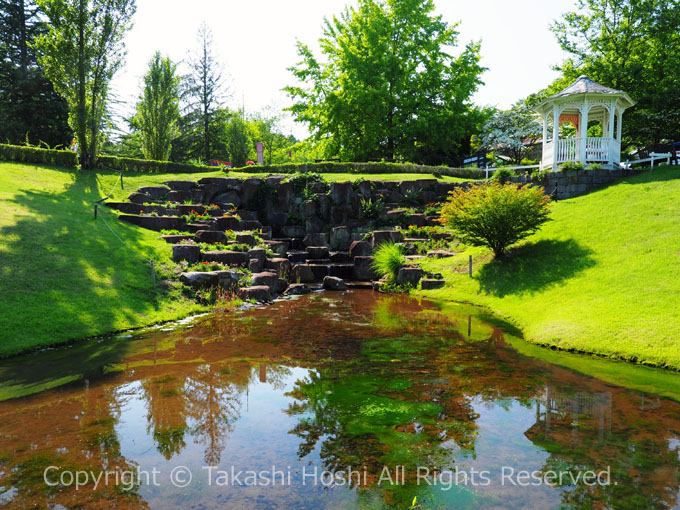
[{"left": 0, "top": 292, "right": 678, "bottom": 509}]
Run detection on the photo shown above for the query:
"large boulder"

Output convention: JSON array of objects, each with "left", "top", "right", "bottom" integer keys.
[
  {"left": 330, "top": 226, "right": 351, "bottom": 250},
  {"left": 323, "top": 276, "right": 347, "bottom": 291},
  {"left": 420, "top": 279, "right": 445, "bottom": 290},
  {"left": 251, "top": 272, "right": 279, "bottom": 293},
  {"left": 350, "top": 240, "right": 372, "bottom": 258},
  {"left": 195, "top": 230, "right": 228, "bottom": 244},
  {"left": 238, "top": 285, "right": 271, "bottom": 303},
  {"left": 247, "top": 248, "right": 267, "bottom": 273},
  {"left": 180, "top": 270, "right": 240, "bottom": 290},
  {"left": 180, "top": 271, "right": 217, "bottom": 289},
  {"left": 239, "top": 178, "right": 262, "bottom": 207},
  {"left": 214, "top": 216, "right": 240, "bottom": 231},
  {"left": 396, "top": 267, "right": 425, "bottom": 287},
  {"left": 330, "top": 181, "right": 353, "bottom": 204},
  {"left": 235, "top": 220, "right": 263, "bottom": 232},
  {"left": 353, "top": 256, "right": 376, "bottom": 281},
  {"left": 212, "top": 191, "right": 241, "bottom": 209},
  {"left": 202, "top": 251, "right": 249, "bottom": 265},
  {"left": 291, "top": 264, "right": 328, "bottom": 283},
  {"left": 305, "top": 216, "right": 326, "bottom": 234},
  {"left": 119, "top": 215, "right": 185, "bottom": 232},
  {"left": 164, "top": 180, "right": 197, "bottom": 191},
  {"left": 301, "top": 200, "right": 317, "bottom": 218},
  {"left": 283, "top": 283, "right": 313, "bottom": 296},
  {"left": 266, "top": 257, "right": 292, "bottom": 277},
  {"left": 137, "top": 186, "right": 169, "bottom": 199},
  {"left": 281, "top": 225, "right": 305, "bottom": 238},
  {"left": 303, "top": 233, "right": 329, "bottom": 247},
  {"left": 235, "top": 233, "right": 257, "bottom": 246},
  {"left": 172, "top": 244, "right": 200, "bottom": 263},
  {"left": 372, "top": 230, "right": 404, "bottom": 248},
  {"left": 306, "top": 246, "right": 329, "bottom": 260}
]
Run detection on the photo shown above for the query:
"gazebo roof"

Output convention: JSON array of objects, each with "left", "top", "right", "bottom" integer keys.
[
  {"left": 536, "top": 75, "right": 635, "bottom": 113},
  {"left": 551, "top": 75, "right": 626, "bottom": 98}
]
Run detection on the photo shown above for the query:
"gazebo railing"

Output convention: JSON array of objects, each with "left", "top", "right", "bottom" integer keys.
[{"left": 542, "top": 137, "right": 621, "bottom": 168}]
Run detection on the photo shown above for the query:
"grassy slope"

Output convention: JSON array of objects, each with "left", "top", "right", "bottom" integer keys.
[
  {"left": 0, "top": 163, "right": 229, "bottom": 357},
  {"left": 419, "top": 166, "right": 680, "bottom": 369}
]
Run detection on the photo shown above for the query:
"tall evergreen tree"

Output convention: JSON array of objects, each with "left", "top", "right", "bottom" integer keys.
[
  {"left": 134, "top": 51, "right": 180, "bottom": 161},
  {"left": 182, "top": 23, "right": 228, "bottom": 162},
  {"left": 34, "top": 0, "right": 136, "bottom": 168},
  {"left": 0, "top": 0, "right": 70, "bottom": 147}
]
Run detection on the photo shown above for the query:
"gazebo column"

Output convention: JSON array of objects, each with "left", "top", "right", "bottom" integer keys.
[
  {"left": 541, "top": 114, "right": 548, "bottom": 168},
  {"left": 579, "top": 101, "right": 589, "bottom": 165},
  {"left": 552, "top": 105, "right": 560, "bottom": 171},
  {"left": 607, "top": 102, "right": 616, "bottom": 166},
  {"left": 616, "top": 109, "right": 623, "bottom": 141}
]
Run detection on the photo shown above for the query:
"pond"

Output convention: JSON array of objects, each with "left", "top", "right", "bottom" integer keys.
[{"left": 0, "top": 291, "right": 679, "bottom": 510}]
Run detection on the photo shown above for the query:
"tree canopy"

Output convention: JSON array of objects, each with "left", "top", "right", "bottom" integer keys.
[
  {"left": 34, "top": 0, "right": 136, "bottom": 168},
  {"left": 551, "top": 0, "right": 680, "bottom": 146},
  {"left": 134, "top": 52, "right": 180, "bottom": 161},
  {"left": 285, "top": 0, "right": 486, "bottom": 165},
  {"left": 0, "top": 0, "right": 70, "bottom": 147}
]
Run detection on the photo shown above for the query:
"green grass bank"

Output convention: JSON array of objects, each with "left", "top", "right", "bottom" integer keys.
[
  {"left": 0, "top": 163, "right": 228, "bottom": 357},
  {"left": 419, "top": 165, "right": 680, "bottom": 369}
]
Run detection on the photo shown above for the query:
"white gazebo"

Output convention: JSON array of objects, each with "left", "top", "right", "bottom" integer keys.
[{"left": 535, "top": 76, "right": 635, "bottom": 170}]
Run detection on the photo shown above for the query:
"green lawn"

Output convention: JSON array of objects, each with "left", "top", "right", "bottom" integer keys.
[
  {"left": 0, "top": 163, "right": 228, "bottom": 357},
  {"left": 419, "top": 165, "right": 680, "bottom": 369}
]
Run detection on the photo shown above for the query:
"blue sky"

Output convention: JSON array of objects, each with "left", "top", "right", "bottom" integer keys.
[{"left": 111, "top": 0, "right": 575, "bottom": 138}]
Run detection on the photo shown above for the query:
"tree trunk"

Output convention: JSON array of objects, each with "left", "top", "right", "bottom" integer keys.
[
  {"left": 18, "top": 0, "right": 27, "bottom": 79},
  {"left": 77, "top": 0, "right": 90, "bottom": 169}
]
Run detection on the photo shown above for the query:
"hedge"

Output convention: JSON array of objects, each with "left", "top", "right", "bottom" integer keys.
[
  {"left": 97, "top": 155, "right": 217, "bottom": 174},
  {"left": 0, "top": 143, "right": 78, "bottom": 168},
  {"left": 229, "top": 161, "right": 486, "bottom": 179}
]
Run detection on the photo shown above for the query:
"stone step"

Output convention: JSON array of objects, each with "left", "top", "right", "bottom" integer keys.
[
  {"left": 328, "top": 263, "right": 354, "bottom": 280},
  {"left": 420, "top": 279, "right": 445, "bottom": 290},
  {"left": 119, "top": 214, "right": 185, "bottom": 232},
  {"left": 188, "top": 222, "right": 213, "bottom": 233},
  {"left": 265, "top": 240, "right": 289, "bottom": 256},
  {"left": 201, "top": 251, "right": 249, "bottom": 266},
  {"left": 306, "top": 246, "right": 330, "bottom": 259},
  {"left": 290, "top": 264, "right": 330, "bottom": 283},
  {"left": 346, "top": 281, "right": 373, "bottom": 290},
  {"left": 329, "top": 251, "right": 351, "bottom": 263},
  {"left": 195, "top": 230, "right": 229, "bottom": 244},
  {"left": 235, "top": 219, "right": 263, "bottom": 232},
  {"left": 161, "top": 234, "right": 193, "bottom": 244},
  {"left": 286, "top": 250, "right": 308, "bottom": 264},
  {"left": 274, "top": 237, "right": 304, "bottom": 250},
  {"left": 106, "top": 202, "right": 179, "bottom": 216}
]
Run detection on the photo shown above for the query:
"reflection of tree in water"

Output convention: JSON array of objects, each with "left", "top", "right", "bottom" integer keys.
[
  {"left": 526, "top": 385, "right": 680, "bottom": 510},
  {"left": 138, "top": 362, "right": 292, "bottom": 464},
  {"left": 141, "top": 375, "right": 189, "bottom": 460},
  {"left": 184, "top": 363, "right": 248, "bottom": 466}
]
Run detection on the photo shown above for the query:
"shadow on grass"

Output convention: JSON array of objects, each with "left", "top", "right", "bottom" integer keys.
[
  {"left": 475, "top": 238, "right": 596, "bottom": 297},
  {"left": 0, "top": 165, "right": 164, "bottom": 360}
]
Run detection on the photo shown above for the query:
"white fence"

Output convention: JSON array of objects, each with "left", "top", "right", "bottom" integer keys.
[{"left": 622, "top": 152, "right": 679, "bottom": 169}]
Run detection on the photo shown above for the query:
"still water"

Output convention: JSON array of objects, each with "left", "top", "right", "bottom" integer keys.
[{"left": 0, "top": 291, "right": 679, "bottom": 509}]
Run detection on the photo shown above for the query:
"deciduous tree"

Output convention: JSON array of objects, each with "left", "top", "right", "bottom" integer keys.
[
  {"left": 34, "top": 0, "right": 136, "bottom": 168},
  {"left": 285, "top": 0, "right": 486, "bottom": 165}
]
